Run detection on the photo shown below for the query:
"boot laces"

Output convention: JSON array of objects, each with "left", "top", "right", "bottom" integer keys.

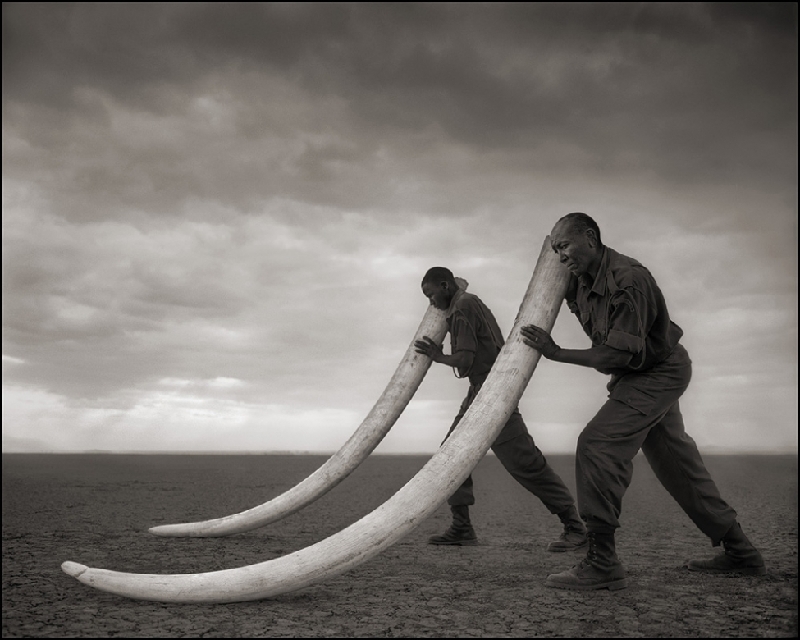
[{"left": 586, "top": 532, "right": 600, "bottom": 565}]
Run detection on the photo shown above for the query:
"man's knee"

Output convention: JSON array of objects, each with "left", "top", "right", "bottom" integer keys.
[
  {"left": 576, "top": 425, "right": 604, "bottom": 461},
  {"left": 493, "top": 434, "right": 546, "bottom": 473}
]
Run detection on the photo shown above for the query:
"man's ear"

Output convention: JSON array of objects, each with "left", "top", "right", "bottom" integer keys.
[{"left": 586, "top": 228, "right": 598, "bottom": 249}]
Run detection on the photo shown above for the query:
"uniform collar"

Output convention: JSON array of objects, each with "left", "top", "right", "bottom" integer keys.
[
  {"left": 580, "top": 247, "right": 610, "bottom": 296},
  {"left": 446, "top": 288, "right": 466, "bottom": 318}
]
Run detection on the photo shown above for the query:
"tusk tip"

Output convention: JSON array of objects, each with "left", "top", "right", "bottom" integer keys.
[
  {"left": 148, "top": 524, "right": 188, "bottom": 537},
  {"left": 61, "top": 561, "right": 88, "bottom": 578}
]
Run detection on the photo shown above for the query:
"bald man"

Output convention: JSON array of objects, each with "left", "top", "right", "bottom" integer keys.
[
  {"left": 522, "top": 212, "right": 765, "bottom": 591},
  {"left": 415, "top": 267, "right": 586, "bottom": 552}
]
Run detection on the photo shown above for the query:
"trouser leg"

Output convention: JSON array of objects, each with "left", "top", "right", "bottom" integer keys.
[
  {"left": 491, "top": 431, "right": 576, "bottom": 515},
  {"left": 577, "top": 347, "right": 692, "bottom": 533},
  {"left": 447, "top": 474, "right": 476, "bottom": 506},
  {"left": 641, "top": 401, "right": 737, "bottom": 545},
  {"left": 576, "top": 398, "right": 654, "bottom": 533},
  {"left": 442, "top": 387, "right": 478, "bottom": 507},
  {"left": 432, "top": 388, "right": 479, "bottom": 543},
  {"left": 491, "top": 428, "right": 588, "bottom": 552}
]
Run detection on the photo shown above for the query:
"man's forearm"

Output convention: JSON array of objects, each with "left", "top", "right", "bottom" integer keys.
[
  {"left": 434, "top": 350, "right": 474, "bottom": 371},
  {"left": 550, "top": 345, "right": 632, "bottom": 371}
]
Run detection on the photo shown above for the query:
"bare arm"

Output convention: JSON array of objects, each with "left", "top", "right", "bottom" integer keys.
[
  {"left": 520, "top": 325, "right": 632, "bottom": 372},
  {"left": 414, "top": 336, "right": 475, "bottom": 371},
  {"left": 547, "top": 344, "right": 632, "bottom": 370}
]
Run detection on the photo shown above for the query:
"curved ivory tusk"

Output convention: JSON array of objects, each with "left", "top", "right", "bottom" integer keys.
[
  {"left": 61, "top": 240, "right": 568, "bottom": 603},
  {"left": 149, "top": 279, "right": 468, "bottom": 538}
]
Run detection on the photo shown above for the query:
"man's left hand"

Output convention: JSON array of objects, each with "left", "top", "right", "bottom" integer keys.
[
  {"left": 414, "top": 336, "right": 444, "bottom": 363},
  {"left": 521, "top": 325, "right": 560, "bottom": 359}
]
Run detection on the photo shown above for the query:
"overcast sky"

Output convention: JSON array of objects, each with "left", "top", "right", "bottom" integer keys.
[{"left": 3, "top": 3, "right": 797, "bottom": 455}]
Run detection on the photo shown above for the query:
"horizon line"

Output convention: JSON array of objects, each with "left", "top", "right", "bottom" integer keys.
[{"left": 2, "top": 448, "right": 798, "bottom": 456}]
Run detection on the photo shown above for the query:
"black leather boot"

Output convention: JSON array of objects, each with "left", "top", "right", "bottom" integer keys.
[
  {"left": 547, "top": 505, "right": 588, "bottom": 552},
  {"left": 428, "top": 505, "right": 478, "bottom": 545},
  {"left": 686, "top": 521, "right": 766, "bottom": 575},
  {"left": 546, "top": 531, "right": 628, "bottom": 590}
]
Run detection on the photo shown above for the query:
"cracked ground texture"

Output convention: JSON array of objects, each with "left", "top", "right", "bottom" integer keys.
[{"left": 2, "top": 453, "right": 797, "bottom": 638}]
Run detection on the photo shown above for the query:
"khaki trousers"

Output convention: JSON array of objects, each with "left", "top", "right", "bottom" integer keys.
[
  {"left": 444, "top": 379, "right": 576, "bottom": 515},
  {"left": 577, "top": 344, "right": 737, "bottom": 544}
]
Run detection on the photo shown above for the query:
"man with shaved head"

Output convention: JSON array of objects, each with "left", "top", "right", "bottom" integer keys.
[
  {"left": 522, "top": 212, "right": 765, "bottom": 591},
  {"left": 415, "top": 267, "right": 586, "bottom": 551}
]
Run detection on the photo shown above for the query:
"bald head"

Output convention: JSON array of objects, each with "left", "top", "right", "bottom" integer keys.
[
  {"left": 550, "top": 212, "right": 604, "bottom": 278},
  {"left": 552, "top": 212, "right": 602, "bottom": 247}
]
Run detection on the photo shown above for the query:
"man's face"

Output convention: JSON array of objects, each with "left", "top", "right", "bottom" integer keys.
[
  {"left": 550, "top": 221, "right": 600, "bottom": 277},
  {"left": 421, "top": 281, "right": 451, "bottom": 310}
]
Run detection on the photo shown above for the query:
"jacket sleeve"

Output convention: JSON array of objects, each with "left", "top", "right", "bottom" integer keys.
[
  {"left": 450, "top": 308, "right": 478, "bottom": 354},
  {"left": 604, "top": 286, "right": 648, "bottom": 358}
]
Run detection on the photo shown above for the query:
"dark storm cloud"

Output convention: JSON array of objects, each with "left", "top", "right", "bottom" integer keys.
[
  {"left": 2, "top": 3, "right": 796, "bottom": 453},
  {"left": 3, "top": 3, "right": 796, "bottom": 223}
]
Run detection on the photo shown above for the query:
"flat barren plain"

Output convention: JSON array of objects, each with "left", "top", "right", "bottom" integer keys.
[{"left": 2, "top": 452, "right": 797, "bottom": 638}]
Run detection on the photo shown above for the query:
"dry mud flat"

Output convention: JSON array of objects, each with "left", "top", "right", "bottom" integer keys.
[{"left": 2, "top": 453, "right": 797, "bottom": 638}]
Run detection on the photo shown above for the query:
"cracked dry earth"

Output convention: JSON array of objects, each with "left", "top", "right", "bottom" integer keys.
[{"left": 2, "top": 453, "right": 797, "bottom": 638}]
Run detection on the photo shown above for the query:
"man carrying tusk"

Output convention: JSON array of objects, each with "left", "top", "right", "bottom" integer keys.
[
  {"left": 414, "top": 267, "right": 587, "bottom": 552},
  {"left": 522, "top": 212, "right": 765, "bottom": 591}
]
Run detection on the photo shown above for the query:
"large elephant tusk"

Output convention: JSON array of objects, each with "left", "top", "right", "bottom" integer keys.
[
  {"left": 61, "top": 239, "right": 568, "bottom": 603},
  {"left": 149, "top": 279, "right": 469, "bottom": 538}
]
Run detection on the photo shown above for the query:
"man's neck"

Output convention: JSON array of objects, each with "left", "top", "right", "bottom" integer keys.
[
  {"left": 582, "top": 247, "right": 604, "bottom": 285},
  {"left": 445, "top": 287, "right": 465, "bottom": 315},
  {"left": 586, "top": 261, "right": 601, "bottom": 283}
]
